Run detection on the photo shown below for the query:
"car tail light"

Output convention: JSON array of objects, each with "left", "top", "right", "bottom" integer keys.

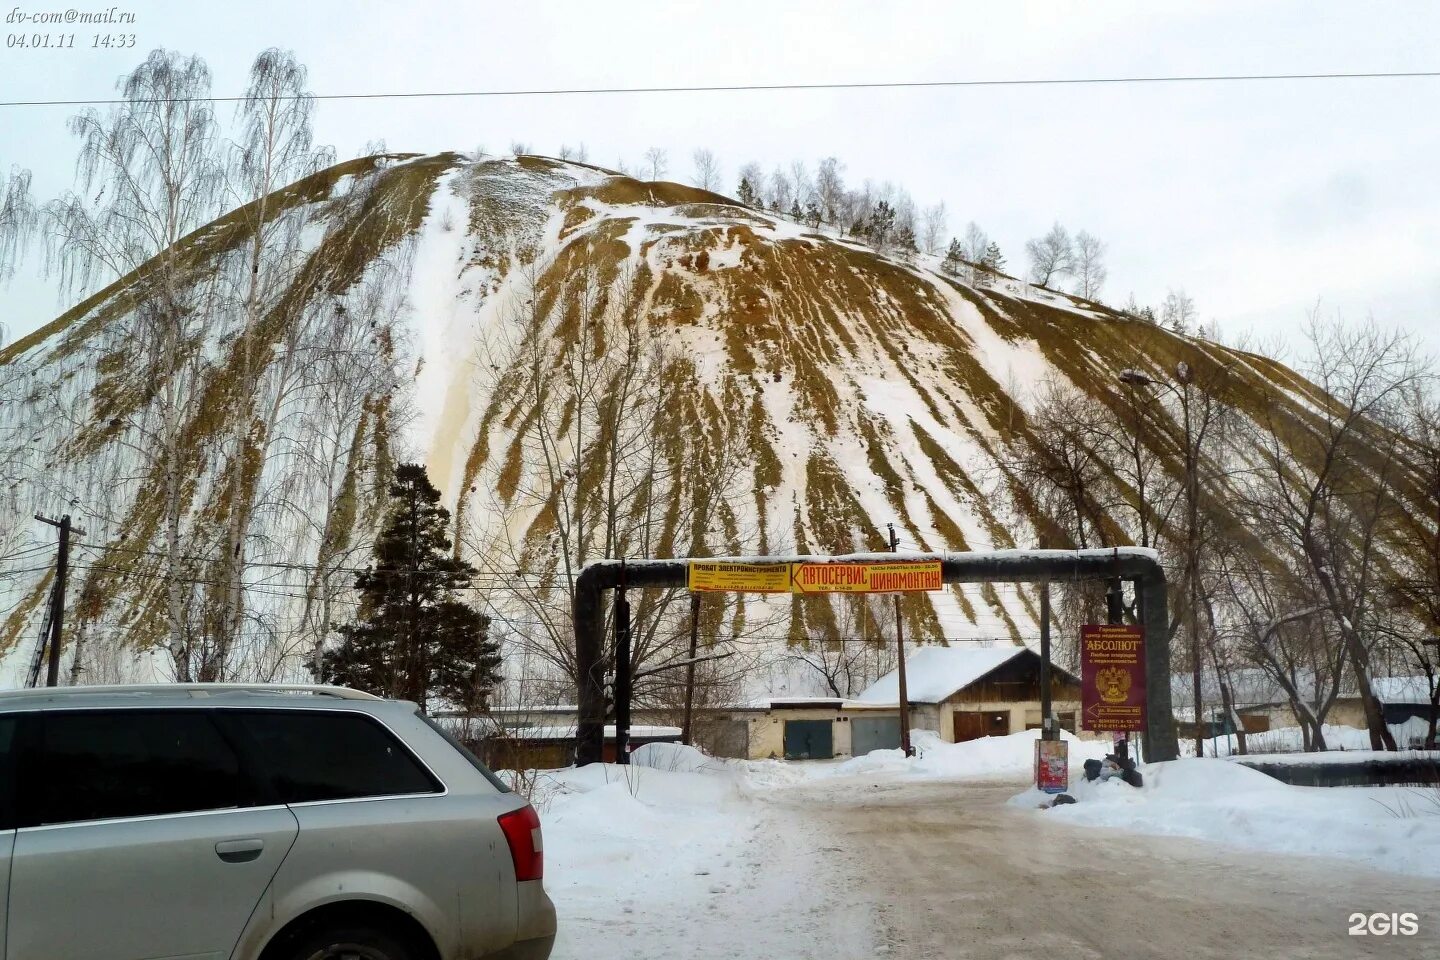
[{"left": 497, "top": 805, "right": 543, "bottom": 881}]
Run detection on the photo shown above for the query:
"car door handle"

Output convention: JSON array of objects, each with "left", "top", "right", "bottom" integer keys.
[{"left": 215, "top": 839, "right": 265, "bottom": 863}]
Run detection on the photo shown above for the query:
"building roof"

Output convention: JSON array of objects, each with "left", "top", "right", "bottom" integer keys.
[
  {"left": 857, "top": 645, "right": 1042, "bottom": 705},
  {"left": 742, "top": 696, "right": 853, "bottom": 709},
  {"left": 1170, "top": 668, "right": 1296, "bottom": 708},
  {"left": 505, "top": 724, "right": 682, "bottom": 741},
  {"left": 1372, "top": 676, "right": 1436, "bottom": 705}
]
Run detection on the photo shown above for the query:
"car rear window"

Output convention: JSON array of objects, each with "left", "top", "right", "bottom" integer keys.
[
  {"left": 418, "top": 712, "right": 511, "bottom": 793},
  {"left": 34, "top": 710, "right": 244, "bottom": 825},
  {"left": 229, "top": 710, "right": 441, "bottom": 803}
]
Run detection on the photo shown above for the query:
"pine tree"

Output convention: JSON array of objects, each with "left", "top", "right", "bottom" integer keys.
[
  {"left": 804, "top": 200, "right": 823, "bottom": 229},
  {"left": 982, "top": 241, "right": 1005, "bottom": 273},
  {"left": 942, "top": 237, "right": 964, "bottom": 275},
  {"left": 867, "top": 200, "right": 895, "bottom": 249},
  {"left": 319, "top": 463, "right": 501, "bottom": 711},
  {"left": 789, "top": 198, "right": 803, "bottom": 221},
  {"left": 896, "top": 224, "right": 918, "bottom": 257},
  {"left": 736, "top": 176, "right": 758, "bottom": 208}
]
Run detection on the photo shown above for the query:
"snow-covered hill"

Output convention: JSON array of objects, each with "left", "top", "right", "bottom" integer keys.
[{"left": 0, "top": 152, "right": 1395, "bottom": 691}]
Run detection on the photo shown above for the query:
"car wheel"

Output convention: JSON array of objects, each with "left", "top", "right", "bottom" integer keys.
[{"left": 287, "top": 924, "right": 417, "bottom": 960}]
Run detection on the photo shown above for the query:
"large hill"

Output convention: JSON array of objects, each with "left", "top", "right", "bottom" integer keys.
[{"left": 0, "top": 152, "right": 1408, "bottom": 697}]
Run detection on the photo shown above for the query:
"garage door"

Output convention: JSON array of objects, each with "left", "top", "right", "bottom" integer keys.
[
  {"left": 783, "top": 720, "right": 834, "bottom": 760},
  {"left": 953, "top": 710, "right": 1009, "bottom": 742},
  {"left": 851, "top": 716, "right": 902, "bottom": 756}
]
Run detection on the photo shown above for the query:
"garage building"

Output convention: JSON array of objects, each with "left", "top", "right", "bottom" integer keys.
[{"left": 856, "top": 645, "right": 1084, "bottom": 743}]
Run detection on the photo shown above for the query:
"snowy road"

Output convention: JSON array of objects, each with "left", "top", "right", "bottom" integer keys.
[
  {"left": 770, "top": 778, "right": 1440, "bottom": 960},
  {"left": 547, "top": 766, "right": 1440, "bottom": 960}
]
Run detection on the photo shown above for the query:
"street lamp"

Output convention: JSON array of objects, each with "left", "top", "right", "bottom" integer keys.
[{"left": 1118, "top": 364, "right": 1204, "bottom": 759}]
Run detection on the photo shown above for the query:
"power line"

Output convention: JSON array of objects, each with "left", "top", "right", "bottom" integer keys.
[{"left": 2, "top": 69, "right": 1437, "bottom": 109}]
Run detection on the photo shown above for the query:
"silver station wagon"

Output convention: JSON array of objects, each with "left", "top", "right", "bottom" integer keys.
[{"left": 0, "top": 684, "right": 556, "bottom": 960}]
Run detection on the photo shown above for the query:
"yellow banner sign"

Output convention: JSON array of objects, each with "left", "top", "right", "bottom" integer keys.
[
  {"left": 789, "top": 561, "right": 943, "bottom": 594},
  {"left": 687, "top": 561, "right": 793, "bottom": 594}
]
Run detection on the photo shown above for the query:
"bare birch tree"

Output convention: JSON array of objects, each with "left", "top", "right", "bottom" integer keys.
[
  {"left": 0, "top": 165, "right": 36, "bottom": 286},
  {"left": 784, "top": 596, "right": 898, "bottom": 697},
  {"left": 920, "top": 202, "right": 947, "bottom": 257},
  {"left": 1241, "top": 318, "right": 1417, "bottom": 750},
  {"left": 1010, "top": 378, "right": 1121, "bottom": 551},
  {"left": 767, "top": 166, "right": 793, "bottom": 213},
  {"left": 1073, "top": 230, "right": 1107, "bottom": 300},
  {"left": 1382, "top": 377, "right": 1440, "bottom": 747},
  {"left": 788, "top": 160, "right": 811, "bottom": 208},
  {"left": 1161, "top": 289, "right": 1197, "bottom": 334},
  {"left": 204, "top": 48, "right": 335, "bottom": 678},
  {"left": 1213, "top": 544, "right": 1339, "bottom": 750},
  {"left": 0, "top": 164, "right": 37, "bottom": 541},
  {"left": 47, "top": 50, "right": 225, "bottom": 680},
  {"left": 466, "top": 255, "right": 771, "bottom": 711},
  {"left": 1025, "top": 222, "right": 1074, "bottom": 288},
  {"left": 690, "top": 148, "right": 720, "bottom": 191},
  {"left": 642, "top": 147, "right": 668, "bottom": 181},
  {"left": 814, "top": 157, "right": 845, "bottom": 226}
]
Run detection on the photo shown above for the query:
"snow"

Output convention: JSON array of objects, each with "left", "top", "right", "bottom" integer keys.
[
  {"left": 534, "top": 729, "right": 1111, "bottom": 959},
  {"left": 1195, "top": 723, "right": 1428, "bottom": 756},
  {"left": 513, "top": 724, "right": 681, "bottom": 741},
  {"left": 527, "top": 720, "right": 1440, "bottom": 958},
  {"left": 855, "top": 644, "right": 1026, "bottom": 704},
  {"left": 629, "top": 741, "right": 718, "bottom": 773},
  {"left": 405, "top": 166, "right": 474, "bottom": 470},
  {"left": 836, "top": 727, "right": 1110, "bottom": 780},
  {"left": 1011, "top": 756, "right": 1440, "bottom": 879},
  {"left": 936, "top": 276, "right": 1053, "bottom": 392},
  {"left": 1373, "top": 675, "right": 1437, "bottom": 704},
  {"left": 739, "top": 695, "right": 852, "bottom": 709},
  {"left": 536, "top": 757, "right": 875, "bottom": 960}
]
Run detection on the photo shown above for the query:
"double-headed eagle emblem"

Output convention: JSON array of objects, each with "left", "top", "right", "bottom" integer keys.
[{"left": 1096, "top": 666, "right": 1132, "bottom": 704}]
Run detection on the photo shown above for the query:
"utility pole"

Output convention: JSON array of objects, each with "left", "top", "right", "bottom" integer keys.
[
  {"left": 36, "top": 513, "right": 85, "bottom": 687},
  {"left": 1106, "top": 575, "right": 1129, "bottom": 761},
  {"left": 889, "top": 524, "right": 914, "bottom": 757},
  {"left": 1039, "top": 580, "right": 1055, "bottom": 741},
  {"left": 681, "top": 592, "right": 700, "bottom": 745},
  {"left": 1178, "top": 367, "right": 1204, "bottom": 760},
  {"left": 1119, "top": 364, "right": 1204, "bottom": 758}
]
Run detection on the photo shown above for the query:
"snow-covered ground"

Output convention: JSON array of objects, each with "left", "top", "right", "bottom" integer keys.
[
  {"left": 534, "top": 733, "right": 1110, "bottom": 960},
  {"left": 1011, "top": 755, "right": 1440, "bottom": 879},
  {"left": 532, "top": 745, "right": 876, "bottom": 960},
  {"left": 527, "top": 730, "right": 1440, "bottom": 958},
  {"left": 832, "top": 727, "right": 1112, "bottom": 780}
]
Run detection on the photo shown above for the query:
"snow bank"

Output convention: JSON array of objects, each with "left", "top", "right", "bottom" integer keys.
[
  {"left": 835, "top": 728, "right": 1112, "bottom": 781},
  {"left": 630, "top": 741, "right": 719, "bottom": 773},
  {"left": 1014, "top": 756, "right": 1440, "bottom": 878},
  {"left": 534, "top": 754, "right": 877, "bottom": 959}
]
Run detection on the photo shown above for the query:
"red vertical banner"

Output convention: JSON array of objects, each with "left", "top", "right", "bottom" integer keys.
[{"left": 1080, "top": 624, "right": 1147, "bottom": 733}]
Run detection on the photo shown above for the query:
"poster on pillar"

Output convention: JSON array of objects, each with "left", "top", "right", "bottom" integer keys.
[
  {"left": 1034, "top": 739, "right": 1068, "bottom": 794},
  {"left": 1080, "top": 624, "right": 1147, "bottom": 732}
]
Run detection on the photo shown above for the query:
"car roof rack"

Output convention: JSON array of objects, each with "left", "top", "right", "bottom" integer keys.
[{"left": 0, "top": 683, "right": 383, "bottom": 701}]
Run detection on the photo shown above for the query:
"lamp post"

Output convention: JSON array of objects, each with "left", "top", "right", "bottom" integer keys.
[{"left": 1118, "top": 365, "right": 1205, "bottom": 759}]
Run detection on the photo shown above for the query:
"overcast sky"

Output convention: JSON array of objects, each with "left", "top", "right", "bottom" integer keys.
[{"left": 2, "top": 0, "right": 1437, "bottom": 353}]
